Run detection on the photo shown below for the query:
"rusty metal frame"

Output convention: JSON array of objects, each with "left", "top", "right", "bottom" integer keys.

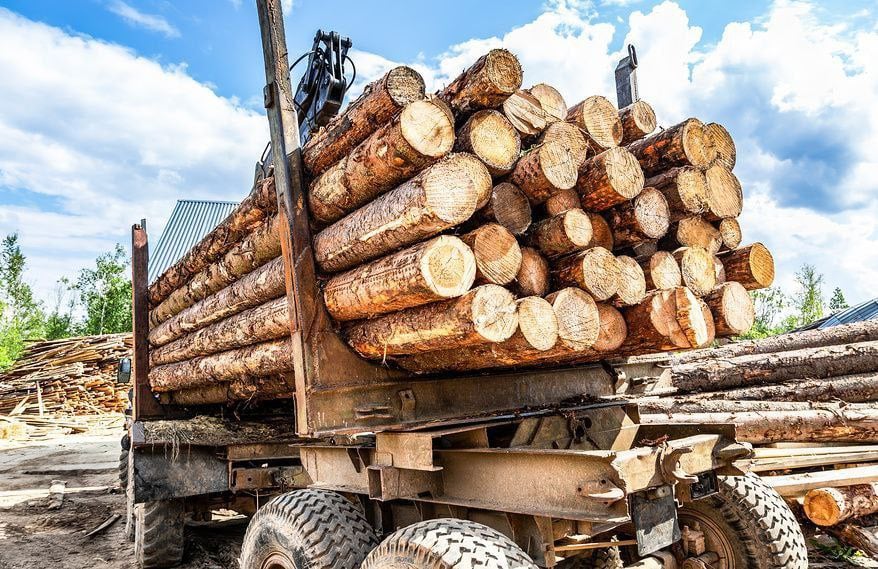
[{"left": 131, "top": 222, "right": 164, "bottom": 419}]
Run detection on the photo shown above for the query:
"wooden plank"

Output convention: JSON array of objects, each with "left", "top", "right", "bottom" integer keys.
[{"left": 763, "top": 464, "right": 878, "bottom": 496}]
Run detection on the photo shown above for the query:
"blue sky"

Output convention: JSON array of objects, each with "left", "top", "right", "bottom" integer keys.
[{"left": 0, "top": 0, "right": 877, "bottom": 311}]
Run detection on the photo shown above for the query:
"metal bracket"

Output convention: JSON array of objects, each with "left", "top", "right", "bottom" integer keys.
[
  {"left": 615, "top": 44, "right": 639, "bottom": 108},
  {"left": 660, "top": 443, "right": 698, "bottom": 484}
]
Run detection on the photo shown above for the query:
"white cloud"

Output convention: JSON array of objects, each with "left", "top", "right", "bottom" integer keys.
[{"left": 107, "top": 1, "right": 180, "bottom": 38}]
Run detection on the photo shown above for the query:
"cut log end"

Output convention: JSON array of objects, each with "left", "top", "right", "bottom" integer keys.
[
  {"left": 705, "top": 164, "right": 743, "bottom": 221},
  {"left": 594, "top": 303, "right": 627, "bottom": 351},
  {"left": 718, "top": 218, "right": 742, "bottom": 250},
  {"left": 470, "top": 284, "right": 519, "bottom": 342},
  {"left": 528, "top": 83, "right": 567, "bottom": 123},
  {"left": 457, "top": 109, "right": 521, "bottom": 175},
  {"left": 554, "top": 247, "right": 621, "bottom": 301},
  {"left": 720, "top": 242, "right": 775, "bottom": 290},
  {"left": 681, "top": 118, "right": 717, "bottom": 170},
  {"left": 703, "top": 281, "right": 755, "bottom": 336},
  {"left": 483, "top": 49, "right": 523, "bottom": 96},
  {"left": 705, "top": 122, "right": 736, "bottom": 170},
  {"left": 386, "top": 66, "right": 428, "bottom": 106},
  {"left": 517, "top": 296, "right": 559, "bottom": 351},
  {"left": 613, "top": 255, "right": 647, "bottom": 307},
  {"left": 578, "top": 147, "right": 645, "bottom": 211},
  {"left": 509, "top": 141, "right": 579, "bottom": 204},
  {"left": 544, "top": 188, "right": 581, "bottom": 216},
  {"left": 502, "top": 90, "right": 547, "bottom": 136},
  {"left": 645, "top": 166, "right": 709, "bottom": 219},
  {"left": 462, "top": 223, "right": 523, "bottom": 285},
  {"left": 664, "top": 216, "right": 722, "bottom": 255},
  {"left": 540, "top": 121, "right": 589, "bottom": 169},
  {"left": 481, "top": 182, "right": 532, "bottom": 235},
  {"left": 674, "top": 247, "right": 717, "bottom": 297},
  {"left": 426, "top": 153, "right": 493, "bottom": 218},
  {"left": 515, "top": 247, "right": 550, "bottom": 297},
  {"left": 567, "top": 95, "right": 623, "bottom": 150},
  {"left": 440, "top": 49, "right": 523, "bottom": 114},
  {"left": 401, "top": 98, "right": 456, "bottom": 158},
  {"left": 641, "top": 251, "right": 682, "bottom": 291},
  {"left": 531, "top": 208, "right": 594, "bottom": 258},
  {"left": 619, "top": 100, "right": 657, "bottom": 144},
  {"left": 547, "top": 287, "right": 601, "bottom": 349}
]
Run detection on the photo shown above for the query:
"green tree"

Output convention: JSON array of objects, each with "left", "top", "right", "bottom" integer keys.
[
  {"left": 72, "top": 244, "right": 132, "bottom": 335},
  {"left": 739, "top": 287, "right": 788, "bottom": 339},
  {"left": 43, "top": 278, "right": 75, "bottom": 340},
  {"left": 791, "top": 264, "right": 824, "bottom": 327},
  {"left": 829, "top": 287, "right": 849, "bottom": 313},
  {"left": 0, "top": 234, "right": 44, "bottom": 369}
]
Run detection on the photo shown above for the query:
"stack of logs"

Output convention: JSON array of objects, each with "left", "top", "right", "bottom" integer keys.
[{"left": 145, "top": 48, "right": 773, "bottom": 402}]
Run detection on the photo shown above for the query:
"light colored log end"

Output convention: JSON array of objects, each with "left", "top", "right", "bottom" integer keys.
[
  {"left": 705, "top": 122, "right": 736, "bottom": 170},
  {"left": 567, "top": 95, "right": 623, "bottom": 150},
  {"left": 613, "top": 255, "right": 647, "bottom": 306},
  {"left": 401, "top": 98, "right": 456, "bottom": 158},
  {"left": 463, "top": 223, "right": 523, "bottom": 285},
  {"left": 675, "top": 246, "right": 717, "bottom": 297},
  {"left": 547, "top": 287, "right": 601, "bottom": 349},
  {"left": 528, "top": 83, "right": 567, "bottom": 122},
  {"left": 594, "top": 303, "right": 627, "bottom": 351},
  {"left": 517, "top": 296, "right": 559, "bottom": 351},
  {"left": 705, "top": 164, "right": 743, "bottom": 220}
]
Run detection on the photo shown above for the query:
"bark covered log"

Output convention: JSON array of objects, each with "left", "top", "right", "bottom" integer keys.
[
  {"left": 702, "top": 281, "right": 754, "bottom": 336},
  {"left": 161, "top": 374, "right": 295, "bottom": 405},
  {"left": 529, "top": 208, "right": 593, "bottom": 259},
  {"left": 527, "top": 83, "right": 567, "bottom": 123},
  {"left": 576, "top": 147, "right": 644, "bottom": 211},
  {"left": 566, "top": 96, "right": 623, "bottom": 150},
  {"left": 612, "top": 255, "right": 647, "bottom": 307},
  {"left": 690, "top": 371, "right": 878, "bottom": 403},
  {"left": 461, "top": 223, "right": 523, "bottom": 285},
  {"left": 455, "top": 109, "right": 520, "bottom": 176},
  {"left": 476, "top": 182, "right": 532, "bottom": 235},
  {"left": 303, "top": 66, "right": 425, "bottom": 176},
  {"left": 704, "top": 164, "right": 743, "bottom": 221},
  {"left": 514, "top": 247, "right": 550, "bottom": 297},
  {"left": 620, "top": 286, "right": 714, "bottom": 354},
  {"left": 502, "top": 90, "right": 547, "bottom": 137},
  {"left": 806, "top": 484, "right": 878, "bottom": 526},
  {"left": 586, "top": 212, "right": 615, "bottom": 250},
  {"left": 829, "top": 524, "right": 878, "bottom": 559},
  {"left": 438, "top": 49, "right": 523, "bottom": 115},
  {"left": 718, "top": 243, "right": 774, "bottom": 290},
  {"left": 619, "top": 100, "right": 657, "bottom": 145},
  {"left": 323, "top": 235, "right": 476, "bottom": 321},
  {"left": 705, "top": 122, "right": 736, "bottom": 170},
  {"left": 508, "top": 141, "right": 579, "bottom": 204},
  {"left": 639, "top": 251, "right": 682, "bottom": 290},
  {"left": 626, "top": 118, "right": 716, "bottom": 177},
  {"left": 314, "top": 153, "right": 490, "bottom": 272},
  {"left": 644, "top": 167, "right": 708, "bottom": 222},
  {"left": 673, "top": 246, "right": 717, "bottom": 297},
  {"left": 552, "top": 247, "right": 621, "bottom": 301},
  {"left": 605, "top": 187, "right": 670, "bottom": 248},
  {"left": 660, "top": 216, "right": 722, "bottom": 254}
]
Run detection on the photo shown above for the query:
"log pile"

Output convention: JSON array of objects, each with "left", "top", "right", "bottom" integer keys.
[{"left": 144, "top": 48, "right": 772, "bottom": 402}]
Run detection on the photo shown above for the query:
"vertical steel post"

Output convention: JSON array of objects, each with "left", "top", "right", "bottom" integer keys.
[{"left": 131, "top": 222, "right": 164, "bottom": 418}]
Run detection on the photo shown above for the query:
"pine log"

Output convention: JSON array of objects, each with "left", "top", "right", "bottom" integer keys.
[
  {"left": 566, "top": 96, "right": 623, "bottom": 150},
  {"left": 702, "top": 281, "right": 754, "bottom": 337},
  {"left": 461, "top": 223, "right": 523, "bottom": 285},
  {"left": 527, "top": 83, "right": 567, "bottom": 123},
  {"left": 717, "top": 243, "right": 774, "bottom": 290},
  {"left": 620, "top": 287, "right": 714, "bottom": 354},
  {"left": 149, "top": 215, "right": 282, "bottom": 327},
  {"left": 514, "top": 247, "right": 550, "bottom": 297},
  {"left": 150, "top": 297, "right": 290, "bottom": 367},
  {"left": 148, "top": 178, "right": 277, "bottom": 306},
  {"left": 705, "top": 122, "right": 736, "bottom": 170},
  {"left": 586, "top": 213, "right": 615, "bottom": 250},
  {"left": 314, "top": 153, "right": 490, "bottom": 272},
  {"left": 539, "top": 121, "right": 589, "bottom": 168},
  {"left": 576, "top": 147, "right": 644, "bottom": 211},
  {"left": 455, "top": 109, "right": 521, "bottom": 176},
  {"left": 544, "top": 188, "right": 581, "bottom": 216},
  {"left": 552, "top": 247, "right": 621, "bottom": 301},
  {"left": 644, "top": 167, "right": 708, "bottom": 221},
  {"left": 476, "top": 182, "right": 532, "bottom": 235},
  {"left": 612, "top": 255, "right": 647, "bottom": 307},
  {"left": 619, "top": 101, "right": 657, "bottom": 145},
  {"left": 529, "top": 208, "right": 593, "bottom": 258},
  {"left": 323, "top": 235, "right": 476, "bottom": 321},
  {"left": 828, "top": 524, "right": 878, "bottom": 558},
  {"left": 673, "top": 247, "right": 717, "bottom": 296},
  {"left": 508, "top": 141, "right": 579, "bottom": 204},
  {"left": 639, "top": 251, "right": 682, "bottom": 290},
  {"left": 717, "top": 218, "right": 742, "bottom": 250},
  {"left": 704, "top": 164, "right": 743, "bottom": 221},
  {"left": 692, "top": 371, "right": 878, "bottom": 403},
  {"left": 626, "top": 118, "right": 716, "bottom": 178},
  {"left": 502, "top": 90, "right": 547, "bottom": 137},
  {"left": 303, "top": 66, "right": 425, "bottom": 176},
  {"left": 546, "top": 287, "right": 602, "bottom": 349},
  {"left": 438, "top": 49, "right": 523, "bottom": 115},
  {"left": 309, "top": 98, "right": 455, "bottom": 224},
  {"left": 605, "top": 187, "right": 670, "bottom": 248},
  {"left": 514, "top": 296, "right": 560, "bottom": 350},
  {"left": 661, "top": 216, "right": 722, "bottom": 255},
  {"left": 805, "top": 484, "right": 878, "bottom": 526},
  {"left": 713, "top": 255, "right": 726, "bottom": 284},
  {"left": 161, "top": 375, "right": 295, "bottom": 405},
  {"left": 149, "top": 256, "right": 285, "bottom": 348},
  {"left": 149, "top": 338, "right": 295, "bottom": 393},
  {"left": 345, "top": 284, "right": 517, "bottom": 358}
]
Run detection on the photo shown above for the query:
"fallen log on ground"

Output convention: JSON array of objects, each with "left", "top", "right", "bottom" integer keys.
[{"left": 805, "top": 483, "right": 878, "bottom": 526}]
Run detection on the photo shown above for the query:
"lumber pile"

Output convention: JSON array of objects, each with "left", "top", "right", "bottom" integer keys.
[{"left": 0, "top": 334, "right": 132, "bottom": 416}]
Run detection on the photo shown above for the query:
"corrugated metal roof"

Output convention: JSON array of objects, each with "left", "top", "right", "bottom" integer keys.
[
  {"left": 148, "top": 199, "right": 239, "bottom": 283},
  {"left": 818, "top": 298, "right": 878, "bottom": 329}
]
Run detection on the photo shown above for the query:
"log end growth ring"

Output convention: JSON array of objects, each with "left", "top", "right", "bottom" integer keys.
[
  {"left": 517, "top": 296, "right": 559, "bottom": 351},
  {"left": 484, "top": 49, "right": 524, "bottom": 96},
  {"left": 634, "top": 187, "right": 671, "bottom": 239},
  {"left": 681, "top": 118, "right": 718, "bottom": 169},
  {"left": 470, "top": 284, "right": 519, "bottom": 343},
  {"left": 425, "top": 153, "right": 492, "bottom": 222},
  {"left": 549, "top": 287, "right": 600, "bottom": 349},
  {"left": 468, "top": 110, "right": 521, "bottom": 172},
  {"left": 605, "top": 147, "right": 646, "bottom": 201},
  {"left": 748, "top": 242, "right": 775, "bottom": 288},
  {"left": 579, "top": 95, "right": 624, "bottom": 149},
  {"left": 386, "top": 66, "right": 427, "bottom": 106},
  {"left": 594, "top": 303, "right": 627, "bottom": 351},
  {"left": 400, "top": 99, "right": 456, "bottom": 159},
  {"left": 539, "top": 141, "right": 580, "bottom": 191},
  {"left": 421, "top": 236, "right": 478, "bottom": 298}
]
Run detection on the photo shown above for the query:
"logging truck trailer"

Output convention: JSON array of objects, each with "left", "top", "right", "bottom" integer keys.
[{"left": 123, "top": 1, "right": 808, "bottom": 568}]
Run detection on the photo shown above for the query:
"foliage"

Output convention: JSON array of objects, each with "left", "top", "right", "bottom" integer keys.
[
  {"left": 43, "top": 279, "right": 76, "bottom": 340},
  {"left": 739, "top": 286, "right": 789, "bottom": 339},
  {"left": 791, "top": 264, "right": 824, "bottom": 327},
  {"left": 70, "top": 244, "right": 132, "bottom": 336},
  {"left": 829, "top": 287, "right": 849, "bottom": 313},
  {"left": 0, "top": 234, "right": 45, "bottom": 369}
]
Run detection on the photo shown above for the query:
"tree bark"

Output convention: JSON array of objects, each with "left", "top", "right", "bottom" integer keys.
[
  {"left": 514, "top": 247, "right": 549, "bottom": 297},
  {"left": 717, "top": 243, "right": 775, "bottom": 290},
  {"left": 345, "top": 284, "right": 518, "bottom": 358},
  {"left": 529, "top": 208, "right": 594, "bottom": 258},
  {"left": 160, "top": 374, "right": 295, "bottom": 405},
  {"left": 619, "top": 100, "right": 657, "bottom": 145},
  {"left": 612, "top": 255, "right": 647, "bottom": 307},
  {"left": 527, "top": 83, "right": 567, "bottom": 123},
  {"left": 552, "top": 247, "right": 621, "bottom": 301},
  {"left": 644, "top": 167, "right": 708, "bottom": 222},
  {"left": 314, "top": 153, "right": 490, "bottom": 272},
  {"left": 308, "top": 98, "right": 455, "bottom": 224},
  {"left": 660, "top": 216, "right": 722, "bottom": 254},
  {"left": 805, "top": 484, "right": 878, "bottom": 526},
  {"left": 639, "top": 251, "right": 682, "bottom": 290},
  {"left": 544, "top": 188, "right": 581, "bottom": 216},
  {"left": 461, "top": 223, "right": 522, "bottom": 285},
  {"left": 702, "top": 281, "right": 754, "bottom": 336},
  {"left": 501, "top": 90, "right": 547, "bottom": 137},
  {"left": 713, "top": 255, "right": 726, "bottom": 285},
  {"left": 566, "top": 95, "right": 623, "bottom": 150},
  {"left": 508, "top": 141, "right": 579, "bottom": 204},
  {"left": 620, "top": 286, "right": 714, "bottom": 354},
  {"left": 704, "top": 164, "right": 743, "bottom": 221},
  {"left": 705, "top": 122, "right": 736, "bottom": 171},
  {"left": 576, "top": 147, "right": 645, "bottom": 211},
  {"left": 455, "top": 109, "right": 521, "bottom": 176},
  {"left": 148, "top": 177, "right": 277, "bottom": 306},
  {"left": 476, "top": 182, "right": 532, "bottom": 235},
  {"left": 323, "top": 235, "right": 476, "bottom": 321},
  {"left": 605, "top": 187, "right": 670, "bottom": 248},
  {"left": 302, "top": 66, "right": 425, "bottom": 176},
  {"left": 828, "top": 524, "right": 878, "bottom": 558},
  {"left": 717, "top": 218, "right": 742, "bottom": 250},
  {"left": 626, "top": 118, "right": 717, "bottom": 177},
  {"left": 690, "top": 371, "right": 878, "bottom": 403},
  {"left": 438, "top": 49, "right": 523, "bottom": 115},
  {"left": 674, "top": 246, "right": 717, "bottom": 297},
  {"left": 587, "top": 212, "right": 615, "bottom": 251},
  {"left": 539, "top": 121, "right": 589, "bottom": 168}
]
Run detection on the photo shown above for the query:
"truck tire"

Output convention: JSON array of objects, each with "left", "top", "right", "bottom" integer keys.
[
  {"left": 239, "top": 489, "right": 378, "bottom": 569},
  {"left": 361, "top": 519, "right": 538, "bottom": 568},
  {"left": 678, "top": 473, "right": 808, "bottom": 569},
  {"left": 134, "top": 500, "right": 185, "bottom": 568},
  {"left": 119, "top": 449, "right": 129, "bottom": 487}
]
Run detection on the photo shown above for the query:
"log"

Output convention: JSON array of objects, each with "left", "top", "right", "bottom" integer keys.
[
  {"left": 514, "top": 247, "right": 550, "bottom": 297},
  {"left": 702, "top": 281, "right": 754, "bottom": 336},
  {"left": 529, "top": 208, "right": 593, "bottom": 258},
  {"left": 544, "top": 188, "right": 581, "bottom": 216},
  {"left": 476, "top": 182, "right": 532, "bottom": 235},
  {"left": 644, "top": 167, "right": 708, "bottom": 221},
  {"left": 619, "top": 100, "right": 657, "bottom": 145},
  {"left": 545, "top": 287, "right": 602, "bottom": 349},
  {"left": 527, "top": 83, "right": 567, "bottom": 123},
  {"left": 576, "top": 147, "right": 644, "bottom": 211},
  {"left": 514, "top": 296, "right": 560, "bottom": 351},
  {"left": 639, "top": 251, "right": 682, "bottom": 290},
  {"left": 552, "top": 247, "right": 621, "bottom": 301},
  {"left": 303, "top": 66, "right": 425, "bottom": 176},
  {"left": 149, "top": 215, "right": 282, "bottom": 327},
  {"left": 502, "top": 90, "right": 547, "bottom": 137},
  {"left": 612, "top": 255, "right": 647, "bottom": 307},
  {"left": 828, "top": 524, "right": 878, "bottom": 559},
  {"left": 148, "top": 178, "right": 277, "bottom": 306},
  {"left": 539, "top": 121, "right": 589, "bottom": 168},
  {"left": 308, "top": 98, "right": 455, "bottom": 224},
  {"left": 345, "top": 284, "right": 518, "bottom": 358},
  {"left": 461, "top": 223, "right": 523, "bottom": 285},
  {"left": 620, "top": 287, "right": 714, "bottom": 354},
  {"left": 705, "top": 122, "right": 736, "bottom": 170},
  {"left": 323, "top": 235, "right": 476, "bottom": 321},
  {"left": 438, "top": 49, "right": 523, "bottom": 114},
  {"left": 605, "top": 187, "right": 670, "bottom": 248},
  {"left": 692, "top": 371, "right": 878, "bottom": 403},
  {"left": 703, "top": 164, "right": 743, "bottom": 221},
  {"left": 566, "top": 96, "right": 623, "bottom": 150},
  {"left": 149, "top": 338, "right": 295, "bottom": 393},
  {"left": 508, "top": 141, "right": 579, "bottom": 204},
  {"left": 764, "top": 463, "right": 878, "bottom": 494},
  {"left": 455, "top": 109, "right": 521, "bottom": 176},
  {"left": 660, "top": 216, "right": 722, "bottom": 254},
  {"left": 717, "top": 218, "right": 742, "bottom": 250},
  {"left": 626, "top": 118, "right": 716, "bottom": 177},
  {"left": 805, "top": 483, "right": 878, "bottom": 526},
  {"left": 161, "top": 375, "right": 295, "bottom": 405},
  {"left": 673, "top": 247, "right": 717, "bottom": 297},
  {"left": 586, "top": 213, "right": 615, "bottom": 250},
  {"left": 718, "top": 243, "right": 774, "bottom": 290},
  {"left": 150, "top": 297, "right": 290, "bottom": 367},
  {"left": 713, "top": 255, "right": 726, "bottom": 284},
  {"left": 149, "top": 256, "right": 285, "bottom": 347},
  {"left": 314, "top": 153, "right": 491, "bottom": 272}
]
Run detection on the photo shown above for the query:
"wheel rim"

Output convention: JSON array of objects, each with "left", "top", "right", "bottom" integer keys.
[
  {"left": 262, "top": 551, "right": 297, "bottom": 569},
  {"left": 678, "top": 509, "right": 737, "bottom": 569}
]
